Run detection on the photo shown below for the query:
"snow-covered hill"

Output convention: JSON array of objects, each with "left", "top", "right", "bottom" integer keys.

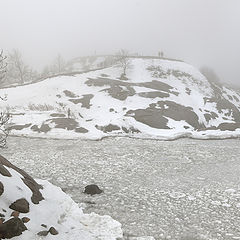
[{"left": 0, "top": 58, "right": 240, "bottom": 140}]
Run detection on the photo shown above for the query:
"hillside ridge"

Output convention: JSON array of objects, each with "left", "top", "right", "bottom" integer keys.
[{"left": 0, "top": 57, "right": 239, "bottom": 140}]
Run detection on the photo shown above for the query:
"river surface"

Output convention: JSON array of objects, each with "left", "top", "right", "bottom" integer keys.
[{"left": 1, "top": 137, "right": 240, "bottom": 240}]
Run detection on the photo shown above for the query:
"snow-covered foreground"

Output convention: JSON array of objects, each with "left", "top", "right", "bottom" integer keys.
[
  {"left": 0, "top": 57, "right": 240, "bottom": 141},
  {"left": 2, "top": 136, "right": 240, "bottom": 240},
  {"left": 0, "top": 155, "right": 123, "bottom": 240}
]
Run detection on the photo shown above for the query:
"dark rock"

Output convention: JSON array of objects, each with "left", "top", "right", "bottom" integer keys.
[
  {"left": 100, "top": 73, "right": 109, "bottom": 77},
  {"left": 96, "top": 124, "right": 121, "bottom": 133},
  {"left": 126, "top": 109, "right": 169, "bottom": 129},
  {"left": 75, "top": 127, "right": 88, "bottom": 133},
  {"left": 50, "top": 113, "right": 66, "bottom": 118},
  {"left": 41, "top": 224, "right": 47, "bottom": 228},
  {"left": 126, "top": 100, "right": 204, "bottom": 130},
  {"left": 63, "top": 90, "right": 78, "bottom": 98},
  {"left": 142, "top": 80, "right": 173, "bottom": 92},
  {"left": 49, "top": 227, "right": 58, "bottom": 235},
  {"left": 218, "top": 122, "right": 240, "bottom": 131},
  {"left": 138, "top": 91, "right": 169, "bottom": 99},
  {"left": 31, "top": 124, "right": 51, "bottom": 133},
  {"left": 0, "top": 217, "right": 27, "bottom": 239},
  {"left": 0, "top": 165, "right": 11, "bottom": 177},
  {"left": 84, "top": 201, "right": 96, "bottom": 205},
  {"left": 37, "top": 230, "right": 49, "bottom": 236},
  {"left": 84, "top": 185, "right": 103, "bottom": 195},
  {"left": 7, "top": 124, "right": 31, "bottom": 131},
  {"left": 0, "top": 214, "right": 4, "bottom": 218},
  {"left": 69, "top": 94, "right": 93, "bottom": 108},
  {"left": 11, "top": 211, "right": 19, "bottom": 218},
  {"left": 86, "top": 78, "right": 135, "bottom": 101},
  {"left": 101, "top": 85, "right": 135, "bottom": 101},
  {"left": 129, "top": 127, "right": 141, "bottom": 133},
  {"left": 21, "top": 217, "right": 30, "bottom": 223},
  {"left": 122, "top": 127, "right": 129, "bottom": 133},
  {"left": 47, "top": 118, "right": 78, "bottom": 131},
  {"left": 0, "top": 155, "right": 44, "bottom": 204},
  {"left": 0, "top": 182, "right": 4, "bottom": 196},
  {"left": 39, "top": 124, "right": 51, "bottom": 133},
  {"left": 204, "top": 112, "right": 218, "bottom": 122},
  {"left": 9, "top": 198, "right": 29, "bottom": 213}
]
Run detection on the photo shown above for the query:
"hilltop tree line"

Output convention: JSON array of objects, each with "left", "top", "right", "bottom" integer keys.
[
  {"left": 1, "top": 49, "right": 130, "bottom": 86},
  {"left": 0, "top": 50, "right": 70, "bottom": 88},
  {"left": 0, "top": 49, "right": 222, "bottom": 88}
]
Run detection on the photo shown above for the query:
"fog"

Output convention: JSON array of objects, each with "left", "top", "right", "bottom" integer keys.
[{"left": 0, "top": 0, "right": 240, "bottom": 86}]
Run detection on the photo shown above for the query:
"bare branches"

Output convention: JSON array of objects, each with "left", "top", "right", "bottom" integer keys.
[
  {"left": 0, "top": 111, "right": 10, "bottom": 148},
  {"left": 115, "top": 49, "right": 131, "bottom": 78},
  {"left": 0, "top": 50, "right": 10, "bottom": 148},
  {"left": 0, "top": 50, "right": 7, "bottom": 84},
  {"left": 6, "top": 49, "right": 36, "bottom": 85}
]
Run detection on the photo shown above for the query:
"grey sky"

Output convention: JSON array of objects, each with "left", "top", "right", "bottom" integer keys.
[{"left": 0, "top": 0, "right": 239, "bottom": 85}]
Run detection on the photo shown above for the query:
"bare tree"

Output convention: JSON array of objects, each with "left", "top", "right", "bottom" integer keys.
[
  {"left": 52, "top": 54, "right": 67, "bottom": 74},
  {"left": 115, "top": 49, "right": 131, "bottom": 78},
  {"left": 0, "top": 111, "right": 10, "bottom": 148},
  {"left": 0, "top": 50, "right": 7, "bottom": 85},
  {"left": 7, "top": 49, "right": 31, "bottom": 85},
  {"left": 0, "top": 50, "right": 10, "bottom": 147}
]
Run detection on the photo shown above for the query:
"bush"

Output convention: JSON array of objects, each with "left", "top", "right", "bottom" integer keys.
[{"left": 28, "top": 103, "right": 55, "bottom": 111}]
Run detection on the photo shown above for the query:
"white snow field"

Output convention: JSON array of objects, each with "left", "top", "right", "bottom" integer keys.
[{"left": 0, "top": 57, "right": 239, "bottom": 140}]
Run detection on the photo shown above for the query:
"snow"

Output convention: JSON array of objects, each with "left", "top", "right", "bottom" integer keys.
[
  {"left": 0, "top": 57, "right": 239, "bottom": 141},
  {"left": 0, "top": 166, "right": 123, "bottom": 240},
  {"left": 2, "top": 136, "right": 240, "bottom": 240}
]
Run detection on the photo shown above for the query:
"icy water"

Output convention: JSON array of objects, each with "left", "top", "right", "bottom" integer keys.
[{"left": 1, "top": 136, "right": 240, "bottom": 240}]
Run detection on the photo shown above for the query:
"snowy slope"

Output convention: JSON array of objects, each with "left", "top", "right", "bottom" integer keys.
[
  {"left": 0, "top": 155, "right": 122, "bottom": 240},
  {"left": 0, "top": 58, "right": 240, "bottom": 140}
]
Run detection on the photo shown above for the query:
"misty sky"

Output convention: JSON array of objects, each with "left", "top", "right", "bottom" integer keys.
[{"left": 0, "top": 0, "right": 240, "bottom": 85}]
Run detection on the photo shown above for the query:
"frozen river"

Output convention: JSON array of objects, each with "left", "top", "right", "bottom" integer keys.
[{"left": 1, "top": 136, "right": 240, "bottom": 240}]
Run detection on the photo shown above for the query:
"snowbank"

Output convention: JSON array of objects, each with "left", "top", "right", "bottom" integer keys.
[{"left": 0, "top": 155, "right": 122, "bottom": 240}]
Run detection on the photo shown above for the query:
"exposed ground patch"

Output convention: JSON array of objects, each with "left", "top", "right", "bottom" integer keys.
[
  {"left": 47, "top": 118, "right": 78, "bottom": 130},
  {"left": 126, "top": 101, "right": 204, "bottom": 129},
  {"left": 96, "top": 124, "right": 121, "bottom": 133},
  {"left": 63, "top": 90, "right": 78, "bottom": 98},
  {"left": 31, "top": 124, "right": 51, "bottom": 133},
  {"left": 69, "top": 94, "right": 93, "bottom": 108},
  {"left": 86, "top": 78, "right": 178, "bottom": 101},
  {"left": 8, "top": 124, "right": 31, "bottom": 131}
]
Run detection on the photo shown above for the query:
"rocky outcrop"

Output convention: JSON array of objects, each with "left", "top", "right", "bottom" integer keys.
[
  {"left": 0, "top": 155, "right": 123, "bottom": 239},
  {"left": 0, "top": 217, "right": 27, "bottom": 239},
  {"left": 84, "top": 184, "right": 103, "bottom": 195},
  {"left": 0, "top": 155, "right": 44, "bottom": 204}
]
